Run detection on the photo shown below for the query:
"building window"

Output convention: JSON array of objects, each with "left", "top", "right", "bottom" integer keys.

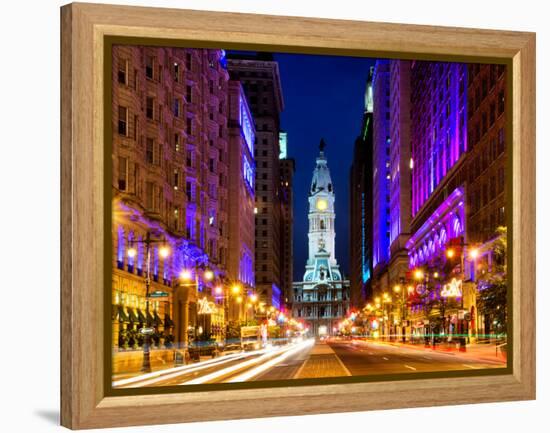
[
  {"left": 145, "top": 56, "right": 154, "bottom": 80},
  {"left": 118, "top": 157, "right": 127, "bottom": 191},
  {"left": 146, "top": 138, "right": 154, "bottom": 164},
  {"left": 186, "top": 181, "right": 194, "bottom": 202},
  {"left": 118, "top": 106, "right": 128, "bottom": 136},
  {"left": 146, "top": 97, "right": 154, "bottom": 120},
  {"left": 186, "top": 85, "right": 192, "bottom": 103},
  {"left": 498, "top": 90, "right": 505, "bottom": 115},
  {"left": 498, "top": 128, "right": 505, "bottom": 154},
  {"left": 173, "top": 62, "right": 180, "bottom": 82},
  {"left": 186, "top": 118, "right": 192, "bottom": 135},
  {"left": 118, "top": 59, "right": 128, "bottom": 85},
  {"left": 173, "top": 169, "right": 179, "bottom": 190},
  {"left": 174, "top": 133, "right": 180, "bottom": 152},
  {"left": 173, "top": 98, "right": 181, "bottom": 118}
]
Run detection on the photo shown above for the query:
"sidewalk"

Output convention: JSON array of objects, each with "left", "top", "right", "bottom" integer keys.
[{"left": 363, "top": 339, "right": 507, "bottom": 364}]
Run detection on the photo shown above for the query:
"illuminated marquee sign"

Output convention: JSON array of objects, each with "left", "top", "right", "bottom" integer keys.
[
  {"left": 239, "top": 96, "right": 255, "bottom": 155},
  {"left": 197, "top": 297, "right": 216, "bottom": 315},
  {"left": 441, "top": 278, "right": 463, "bottom": 298}
]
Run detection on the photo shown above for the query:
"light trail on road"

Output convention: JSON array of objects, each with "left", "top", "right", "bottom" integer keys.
[
  {"left": 113, "top": 348, "right": 270, "bottom": 388},
  {"left": 182, "top": 342, "right": 308, "bottom": 385},
  {"left": 228, "top": 339, "right": 314, "bottom": 382}
]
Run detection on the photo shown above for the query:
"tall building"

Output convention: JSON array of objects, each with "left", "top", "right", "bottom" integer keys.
[
  {"left": 227, "top": 80, "right": 256, "bottom": 320},
  {"left": 465, "top": 63, "right": 507, "bottom": 337},
  {"left": 111, "top": 47, "right": 240, "bottom": 350},
  {"left": 371, "top": 60, "right": 392, "bottom": 296},
  {"left": 405, "top": 61, "right": 469, "bottom": 336},
  {"left": 387, "top": 60, "right": 413, "bottom": 293},
  {"left": 349, "top": 67, "right": 374, "bottom": 308},
  {"left": 406, "top": 61, "right": 468, "bottom": 267},
  {"left": 227, "top": 53, "right": 286, "bottom": 309},
  {"left": 279, "top": 143, "right": 295, "bottom": 309},
  {"left": 465, "top": 63, "right": 507, "bottom": 245},
  {"left": 292, "top": 141, "right": 350, "bottom": 336}
]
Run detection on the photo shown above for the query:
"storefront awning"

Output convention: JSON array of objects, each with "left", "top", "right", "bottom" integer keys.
[
  {"left": 116, "top": 305, "right": 129, "bottom": 323},
  {"left": 126, "top": 307, "right": 139, "bottom": 323},
  {"left": 164, "top": 314, "right": 174, "bottom": 328},
  {"left": 136, "top": 309, "right": 147, "bottom": 323},
  {"left": 153, "top": 311, "right": 162, "bottom": 326}
]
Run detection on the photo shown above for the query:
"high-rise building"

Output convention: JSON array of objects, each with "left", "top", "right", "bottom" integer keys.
[
  {"left": 371, "top": 60, "right": 392, "bottom": 296},
  {"left": 349, "top": 67, "right": 374, "bottom": 308},
  {"left": 405, "top": 60, "right": 469, "bottom": 337},
  {"left": 227, "top": 80, "right": 256, "bottom": 320},
  {"left": 279, "top": 145, "right": 295, "bottom": 309},
  {"left": 387, "top": 60, "right": 413, "bottom": 293},
  {"left": 111, "top": 46, "right": 239, "bottom": 350},
  {"left": 465, "top": 63, "right": 507, "bottom": 245},
  {"left": 292, "top": 141, "right": 350, "bottom": 336},
  {"left": 465, "top": 63, "right": 507, "bottom": 337},
  {"left": 227, "top": 53, "right": 286, "bottom": 309},
  {"left": 406, "top": 61, "right": 468, "bottom": 269}
]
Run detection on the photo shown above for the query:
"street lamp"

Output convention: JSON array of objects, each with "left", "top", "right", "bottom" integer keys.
[{"left": 127, "top": 232, "right": 170, "bottom": 373}]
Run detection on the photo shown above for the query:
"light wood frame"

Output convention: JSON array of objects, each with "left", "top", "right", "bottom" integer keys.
[{"left": 61, "top": 2, "right": 536, "bottom": 429}]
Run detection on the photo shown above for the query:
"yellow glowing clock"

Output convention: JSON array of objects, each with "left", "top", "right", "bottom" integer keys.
[{"left": 316, "top": 198, "right": 328, "bottom": 211}]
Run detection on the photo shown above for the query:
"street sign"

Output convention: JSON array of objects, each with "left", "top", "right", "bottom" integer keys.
[
  {"left": 139, "top": 327, "right": 154, "bottom": 335},
  {"left": 148, "top": 291, "right": 169, "bottom": 298}
]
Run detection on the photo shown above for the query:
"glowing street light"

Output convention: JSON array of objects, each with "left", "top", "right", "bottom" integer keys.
[
  {"left": 249, "top": 293, "right": 258, "bottom": 303},
  {"left": 469, "top": 248, "right": 480, "bottom": 260},
  {"left": 393, "top": 285, "right": 401, "bottom": 293},
  {"left": 180, "top": 269, "right": 192, "bottom": 281},
  {"left": 127, "top": 247, "right": 137, "bottom": 258},
  {"left": 236, "top": 296, "right": 243, "bottom": 304},
  {"left": 204, "top": 269, "right": 214, "bottom": 281},
  {"left": 414, "top": 269, "right": 424, "bottom": 280},
  {"left": 231, "top": 285, "right": 241, "bottom": 295},
  {"left": 214, "top": 286, "right": 223, "bottom": 295},
  {"left": 446, "top": 248, "right": 455, "bottom": 259},
  {"left": 159, "top": 246, "right": 170, "bottom": 258}
]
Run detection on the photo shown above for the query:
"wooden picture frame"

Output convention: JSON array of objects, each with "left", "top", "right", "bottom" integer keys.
[{"left": 60, "top": 2, "right": 536, "bottom": 429}]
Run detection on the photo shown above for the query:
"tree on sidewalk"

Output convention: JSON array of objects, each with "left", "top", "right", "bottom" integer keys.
[{"left": 476, "top": 226, "right": 507, "bottom": 337}]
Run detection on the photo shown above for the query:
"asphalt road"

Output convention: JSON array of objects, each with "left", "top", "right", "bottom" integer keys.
[
  {"left": 113, "top": 339, "right": 505, "bottom": 388},
  {"left": 328, "top": 340, "right": 505, "bottom": 375}
]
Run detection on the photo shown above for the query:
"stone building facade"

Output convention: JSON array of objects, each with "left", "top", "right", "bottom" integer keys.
[
  {"left": 292, "top": 143, "right": 350, "bottom": 336},
  {"left": 111, "top": 46, "right": 239, "bottom": 350}
]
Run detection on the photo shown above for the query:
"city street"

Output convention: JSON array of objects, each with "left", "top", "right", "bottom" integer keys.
[{"left": 113, "top": 338, "right": 505, "bottom": 388}]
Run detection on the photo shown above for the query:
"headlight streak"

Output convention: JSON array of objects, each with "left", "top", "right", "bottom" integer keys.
[
  {"left": 182, "top": 344, "right": 296, "bottom": 385},
  {"left": 113, "top": 349, "right": 265, "bottom": 388},
  {"left": 227, "top": 339, "right": 315, "bottom": 383}
]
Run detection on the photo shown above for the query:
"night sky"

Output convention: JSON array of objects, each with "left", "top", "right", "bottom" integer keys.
[{"left": 273, "top": 53, "right": 376, "bottom": 281}]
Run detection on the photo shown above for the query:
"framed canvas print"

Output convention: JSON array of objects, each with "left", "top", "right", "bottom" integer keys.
[{"left": 60, "top": 2, "right": 536, "bottom": 429}]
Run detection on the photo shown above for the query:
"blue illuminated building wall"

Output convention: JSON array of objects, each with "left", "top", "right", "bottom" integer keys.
[{"left": 372, "top": 60, "right": 391, "bottom": 273}]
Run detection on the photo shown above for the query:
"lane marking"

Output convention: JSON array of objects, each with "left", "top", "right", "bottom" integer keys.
[
  {"left": 423, "top": 356, "right": 432, "bottom": 360},
  {"left": 333, "top": 353, "right": 352, "bottom": 377},
  {"left": 404, "top": 364, "right": 417, "bottom": 371},
  {"left": 383, "top": 357, "right": 389, "bottom": 361}
]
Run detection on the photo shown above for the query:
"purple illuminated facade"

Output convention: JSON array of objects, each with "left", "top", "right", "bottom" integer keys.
[
  {"left": 406, "top": 187, "right": 465, "bottom": 268},
  {"left": 410, "top": 62, "right": 468, "bottom": 217},
  {"left": 387, "top": 60, "right": 413, "bottom": 287}
]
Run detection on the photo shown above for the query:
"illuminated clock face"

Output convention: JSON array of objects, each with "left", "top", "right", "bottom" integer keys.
[{"left": 316, "top": 198, "right": 328, "bottom": 211}]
